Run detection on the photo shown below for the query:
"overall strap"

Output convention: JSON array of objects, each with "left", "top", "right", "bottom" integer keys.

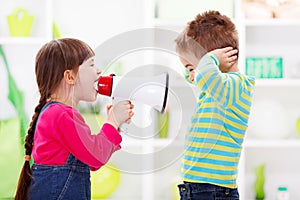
[
  {"left": 34, "top": 101, "right": 61, "bottom": 130},
  {"left": 40, "top": 101, "right": 61, "bottom": 113}
]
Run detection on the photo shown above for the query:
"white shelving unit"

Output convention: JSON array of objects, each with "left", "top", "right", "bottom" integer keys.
[
  {"left": 238, "top": 1, "right": 300, "bottom": 200},
  {"left": 1, "top": 0, "right": 300, "bottom": 199}
]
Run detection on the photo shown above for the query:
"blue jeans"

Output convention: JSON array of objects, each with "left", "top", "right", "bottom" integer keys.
[
  {"left": 178, "top": 182, "right": 239, "bottom": 200},
  {"left": 28, "top": 154, "right": 91, "bottom": 200}
]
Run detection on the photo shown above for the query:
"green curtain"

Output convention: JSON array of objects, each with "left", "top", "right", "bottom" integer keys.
[
  {"left": 0, "top": 45, "right": 28, "bottom": 198},
  {"left": 0, "top": 45, "right": 28, "bottom": 145},
  {"left": 0, "top": 118, "right": 23, "bottom": 198}
]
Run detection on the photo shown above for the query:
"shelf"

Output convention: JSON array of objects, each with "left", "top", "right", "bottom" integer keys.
[
  {"left": 254, "top": 79, "right": 300, "bottom": 87},
  {"left": 154, "top": 18, "right": 300, "bottom": 28},
  {"left": 121, "top": 137, "right": 183, "bottom": 148},
  {"left": 244, "top": 139, "right": 300, "bottom": 148},
  {"left": 153, "top": 18, "right": 186, "bottom": 29},
  {"left": 0, "top": 37, "right": 49, "bottom": 45},
  {"left": 151, "top": 138, "right": 183, "bottom": 147},
  {"left": 244, "top": 19, "right": 300, "bottom": 27}
]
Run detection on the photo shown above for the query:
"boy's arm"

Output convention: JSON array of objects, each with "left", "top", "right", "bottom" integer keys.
[{"left": 194, "top": 49, "right": 237, "bottom": 107}]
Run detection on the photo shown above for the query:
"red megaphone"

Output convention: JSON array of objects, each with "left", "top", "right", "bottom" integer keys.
[{"left": 94, "top": 74, "right": 115, "bottom": 97}]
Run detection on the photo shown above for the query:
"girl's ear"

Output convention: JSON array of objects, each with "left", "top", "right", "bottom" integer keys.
[{"left": 63, "top": 69, "right": 76, "bottom": 85}]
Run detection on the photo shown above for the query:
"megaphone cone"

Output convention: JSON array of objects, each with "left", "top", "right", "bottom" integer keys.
[
  {"left": 94, "top": 71, "right": 169, "bottom": 134},
  {"left": 94, "top": 73, "right": 169, "bottom": 113}
]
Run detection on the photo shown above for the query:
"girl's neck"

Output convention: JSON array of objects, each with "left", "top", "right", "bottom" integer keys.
[
  {"left": 50, "top": 77, "right": 80, "bottom": 108},
  {"left": 50, "top": 90, "right": 78, "bottom": 108}
]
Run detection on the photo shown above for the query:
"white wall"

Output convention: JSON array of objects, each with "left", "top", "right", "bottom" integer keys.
[{"left": 0, "top": 0, "right": 149, "bottom": 120}]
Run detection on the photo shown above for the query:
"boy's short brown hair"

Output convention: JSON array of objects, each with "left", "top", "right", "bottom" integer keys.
[{"left": 175, "top": 10, "right": 238, "bottom": 59}]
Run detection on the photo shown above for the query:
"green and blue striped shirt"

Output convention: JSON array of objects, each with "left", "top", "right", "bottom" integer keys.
[{"left": 182, "top": 53, "right": 255, "bottom": 188}]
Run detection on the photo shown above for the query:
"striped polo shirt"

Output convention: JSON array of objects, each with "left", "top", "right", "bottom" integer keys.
[{"left": 182, "top": 54, "right": 255, "bottom": 188}]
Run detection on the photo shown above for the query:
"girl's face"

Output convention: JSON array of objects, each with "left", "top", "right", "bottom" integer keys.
[{"left": 74, "top": 56, "right": 99, "bottom": 102}]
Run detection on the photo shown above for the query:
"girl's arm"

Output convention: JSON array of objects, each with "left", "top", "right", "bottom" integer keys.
[{"left": 57, "top": 109, "right": 122, "bottom": 171}]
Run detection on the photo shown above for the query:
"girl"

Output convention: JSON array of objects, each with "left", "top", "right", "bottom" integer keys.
[{"left": 15, "top": 38, "right": 134, "bottom": 200}]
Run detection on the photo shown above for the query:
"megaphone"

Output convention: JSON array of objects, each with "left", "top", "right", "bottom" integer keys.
[
  {"left": 94, "top": 72, "right": 169, "bottom": 128},
  {"left": 94, "top": 73, "right": 169, "bottom": 113}
]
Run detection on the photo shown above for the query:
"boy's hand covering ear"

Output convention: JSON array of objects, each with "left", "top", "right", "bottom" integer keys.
[{"left": 209, "top": 47, "right": 238, "bottom": 69}]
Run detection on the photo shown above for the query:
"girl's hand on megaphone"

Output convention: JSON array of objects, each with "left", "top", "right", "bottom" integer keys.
[{"left": 106, "top": 100, "right": 134, "bottom": 130}]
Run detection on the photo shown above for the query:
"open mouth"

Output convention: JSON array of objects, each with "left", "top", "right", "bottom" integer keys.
[{"left": 93, "top": 80, "right": 99, "bottom": 92}]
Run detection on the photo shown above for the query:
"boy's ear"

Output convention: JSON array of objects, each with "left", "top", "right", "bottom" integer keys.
[{"left": 63, "top": 69, "right": 76, "bottom": 85}]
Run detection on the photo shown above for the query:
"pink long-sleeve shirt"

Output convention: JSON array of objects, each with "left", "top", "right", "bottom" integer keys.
[{"left": 32, "top": 102, "right": 122, "bottom": 171}]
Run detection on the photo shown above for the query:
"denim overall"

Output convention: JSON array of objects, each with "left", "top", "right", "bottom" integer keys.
[{"left": 28, "top": 102, "right": 91, "bottom": 200}]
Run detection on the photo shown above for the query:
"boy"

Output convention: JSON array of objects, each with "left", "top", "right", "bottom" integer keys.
[{"left": 175, "top": 10, "right": 255, "bottom": 200}]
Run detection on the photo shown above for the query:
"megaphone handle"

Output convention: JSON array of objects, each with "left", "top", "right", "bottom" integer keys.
[
  {"left": 112, "top": 96, "right": 130, "bottom": 134},
  {"left": 120, "top": 123, "right": 129, "bottom": 134}
]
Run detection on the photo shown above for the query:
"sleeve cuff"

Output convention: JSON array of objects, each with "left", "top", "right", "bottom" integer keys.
[
  {"left": 197, "top": 53, "right": 220, "bottom": 70},
  {"left": 208, "top": 53, "right": 220, "bottom": 67},
  {"left": 101, "top": 123, "right": 122, "bottom": 146}
]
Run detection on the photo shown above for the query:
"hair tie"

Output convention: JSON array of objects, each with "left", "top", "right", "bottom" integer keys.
[{"left": 24, "top": 155, "right": 31, "bottom": 161}]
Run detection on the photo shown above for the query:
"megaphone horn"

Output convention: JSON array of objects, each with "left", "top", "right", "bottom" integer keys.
[{"left": 94, "top": 73, "right": 169, "bottom": 113}]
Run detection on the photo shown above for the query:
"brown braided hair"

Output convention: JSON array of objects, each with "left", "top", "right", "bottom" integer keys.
[
  {"left": 175, "top": 10, "right": 239, "bottom": 70},
  {"left": 15, "top": 38, "right": 94, "bottom": 200}
]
